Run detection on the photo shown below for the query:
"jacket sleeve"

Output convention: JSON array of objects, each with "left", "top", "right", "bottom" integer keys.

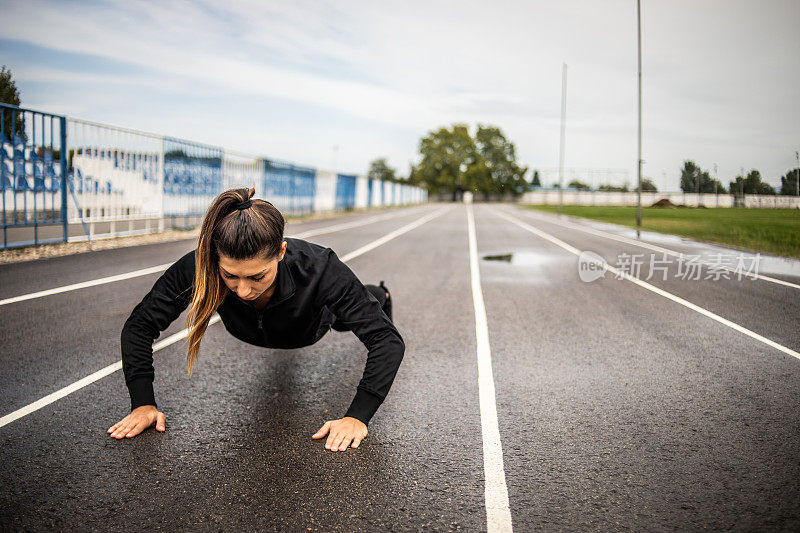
[
  {"left": 320, "top": 249, "right": 405, "bottom": 426},
  {"left": 120, "top": 250, "right": 195, "bottom": 411}
]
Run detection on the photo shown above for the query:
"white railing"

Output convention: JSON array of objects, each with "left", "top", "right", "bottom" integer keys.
[{"left": 58, "top": 118, "right": 426, "bottom": 243}]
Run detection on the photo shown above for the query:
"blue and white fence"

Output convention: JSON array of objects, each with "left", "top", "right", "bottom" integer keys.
[
  {"left": 1, "top": 103, "right": 68, "bottom": 248},
  {"left": 0, "top": 103, "right": 427, "bottom": 249}
]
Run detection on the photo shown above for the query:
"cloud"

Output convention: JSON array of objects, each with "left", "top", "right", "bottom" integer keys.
[{"left": 1, "top": 0, "right": 798, "bottom": 185}]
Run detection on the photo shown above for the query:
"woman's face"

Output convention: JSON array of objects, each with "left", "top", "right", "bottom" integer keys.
[{"left": 217, "top": 241, "right": 287, "bottom": 301}]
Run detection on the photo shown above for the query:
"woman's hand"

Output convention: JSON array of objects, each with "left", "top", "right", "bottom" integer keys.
[
  {"left": 311, "top": 416, "right": 368, "bottom": 452},
  {"left": 107, "top": 405, "right": 166, "bottom": 439}
]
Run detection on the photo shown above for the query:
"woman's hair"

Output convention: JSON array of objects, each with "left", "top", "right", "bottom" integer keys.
[{"left": 185, "top": 187, "right": 285, "bottom": 374}]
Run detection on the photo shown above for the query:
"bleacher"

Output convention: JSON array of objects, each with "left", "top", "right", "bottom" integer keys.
[
  {"left": 164, "top": 159, "right": 222, "bottom": 196},
  {"left": 1, "top": 135, "right": 62, "bottom": 193}
]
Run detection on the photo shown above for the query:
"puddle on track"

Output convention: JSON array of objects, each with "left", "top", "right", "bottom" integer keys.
[
  {"left": 479, "top": 249, "right": 576, "bottom": 285},
  {"left": 482, "top": 251, "right": 556, "bottom": 267}
]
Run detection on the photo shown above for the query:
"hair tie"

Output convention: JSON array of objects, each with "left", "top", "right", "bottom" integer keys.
[{"left": 235, "top": 199, "right": 252, "bottom": 210}]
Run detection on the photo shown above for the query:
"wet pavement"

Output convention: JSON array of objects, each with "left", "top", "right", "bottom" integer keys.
[{"left": 1, "top": 202, "right": 799, "bottom": 531}]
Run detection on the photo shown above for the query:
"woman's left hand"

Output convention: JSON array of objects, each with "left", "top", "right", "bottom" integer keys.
[{"left": 312, "top": 416, "right": 368, "bottom": 452}]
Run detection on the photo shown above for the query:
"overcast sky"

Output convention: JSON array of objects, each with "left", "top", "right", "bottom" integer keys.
[{"left": 1, "top": 0, "right": 798, "bottom": 191}]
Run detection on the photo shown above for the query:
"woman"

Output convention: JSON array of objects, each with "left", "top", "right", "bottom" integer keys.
[{"left": 107, "top": 187, "right": 404, "bottom": 453}]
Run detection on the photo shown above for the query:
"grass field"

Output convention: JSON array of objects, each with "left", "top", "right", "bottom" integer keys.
[{"left": 521, "top": 204, "right": 800, "bottom": 259}]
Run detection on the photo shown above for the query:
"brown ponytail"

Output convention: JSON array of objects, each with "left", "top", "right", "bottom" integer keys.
[{"left": 185, "top": 187, "right": 286, "bottom": 375}]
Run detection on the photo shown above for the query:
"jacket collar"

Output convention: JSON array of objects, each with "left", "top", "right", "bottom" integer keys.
[{"left": 264, "top": 253, "right": 296, "bottom": 308}]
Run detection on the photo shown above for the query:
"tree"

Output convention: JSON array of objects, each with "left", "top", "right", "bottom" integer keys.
[
  {"left": 598, "top": 183, "right": 629, "bottom": 192},
  {"left": 641, "top": 177, "right": 658, "bottom": 192},
  {"left": 408, "top": 163, "right": 419, "bottom": 185},
  {"left": 368, "top": 158, "right": 397, "bottom": 182},
  {"left": 474, "top": 125, "right": 529, "bottom": 198},
  {"left": 729, "top": 169, "right": 775, "bottom": 196},
  {"left": 0, "top": 65, "right": 23, "bottom": 142},
  {"left": 413, "top": 124, "right": 478, "bottom": 200},
  {"left": 679, "top": 160, "right": 711, "bottom": 193},
  {"left": 567, "top": 179, "right": 590, "bottom": 190},
  {"left": 530, "top": 169, "right": 541, "bottom": 187},
  {"left": 679, "top": 160, "right": 726, "bottom": 194},
  {"left": 779, "top": 168, "right": 799, "bottom": 196},
  {"left": 412, "top": 123, "right": 528, "bottom": 200}
]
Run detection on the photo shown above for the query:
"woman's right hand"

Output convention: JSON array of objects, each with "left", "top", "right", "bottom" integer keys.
[{"left": 107, "top": 405, "right": 166, "bottom": 439}]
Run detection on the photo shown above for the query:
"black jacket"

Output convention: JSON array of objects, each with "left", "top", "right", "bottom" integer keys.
[{"left": 120, "top": 237, "right": 405, "bottom": 425}]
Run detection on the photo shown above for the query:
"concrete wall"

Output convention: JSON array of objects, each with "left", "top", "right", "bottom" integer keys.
[{"left": 519, "top": 190, "right": 800, "bottom": 209}]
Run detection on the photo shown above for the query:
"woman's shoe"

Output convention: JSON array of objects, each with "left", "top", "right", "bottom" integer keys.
[{"left": 378, "top": 280, "right": 393, "bottom": 322}]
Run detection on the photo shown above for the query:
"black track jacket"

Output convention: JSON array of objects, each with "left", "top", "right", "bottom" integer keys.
[{"left": 120, "top": 237, "right": 405, "bottom": 426}]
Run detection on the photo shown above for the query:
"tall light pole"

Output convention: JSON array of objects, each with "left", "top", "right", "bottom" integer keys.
[
  {"left": 713, "top": 163, "right": 718, "bottom": 207},
  {"left": 740, "top": 166, "right": 745, "bottom": 207},
  {"left": 796, "top": 151, "right": 799, "bottom": 196},
  {"left": 636, "top": 0, "right": 643, "bottom": 236},
  {"left": 696, "top": 156, "right": 701, "bottom": 206},
  {"left": 558, "top": 63, "right": 568, "bottom": 215}
]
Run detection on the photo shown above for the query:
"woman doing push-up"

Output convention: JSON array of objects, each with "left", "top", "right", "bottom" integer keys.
[{"left": 107, "top": 187, "right": 404, "bottom": 452}]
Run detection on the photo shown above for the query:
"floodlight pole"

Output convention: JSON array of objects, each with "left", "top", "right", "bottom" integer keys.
[
  {"left": 636, "top": 0, "right": 643, "bottom": 237},
  {"left": 558, "top": 63, "right": 567, "bottom": 215},
  {"left": 696, "top": 156, "right": 701, "bottom": 204},
  {"left": 796, "top": 151, "right": 799, "bottom": 196},
  {"left": 714, "top": 163, "right": 718, "bottom": 207},
  {"left": 740, "top": 166, "right": 745, "bottom": 206}
]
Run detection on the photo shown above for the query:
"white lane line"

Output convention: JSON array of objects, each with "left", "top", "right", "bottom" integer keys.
[
  {"left": 0, "top": 263, "right": 174, "bottom": 306},
  {"left": 490, "top": 207, "right": 800, "bottom": 362},
  {"left": 0, "top": 206, "right": 450, "bottom": 428},
  {"left": 339, "top": 206, "right": 451, "bottom": 262},
  {"left": 0, "top": 205, "right": 434, "bottom": 307},
  {"left": 503, "top": 204, "right": 800, "bottom": 290},
  {"left": 291, "top": 205, "right": 429, "bottom": 239},
  {"left": 467, "top": 204, "right": 514, "bottom": 533},
  {"left": 0, "top": 315, "right": 222, "bottom": 429}
]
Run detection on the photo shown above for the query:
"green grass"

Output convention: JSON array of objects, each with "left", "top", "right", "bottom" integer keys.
[{"left": 521, "top": 204, "right": 800, "bottom": 259}]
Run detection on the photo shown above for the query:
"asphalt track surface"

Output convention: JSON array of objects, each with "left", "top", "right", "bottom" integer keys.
[{"left": 1, "top": 202, "right": 799, "bottom": 531}]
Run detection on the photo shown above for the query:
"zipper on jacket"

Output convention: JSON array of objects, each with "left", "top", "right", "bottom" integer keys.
[{"left": 256, "top": 310, "right": 270, "bottom": 344}]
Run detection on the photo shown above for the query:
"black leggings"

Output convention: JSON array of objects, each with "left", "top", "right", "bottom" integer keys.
[{"left": 331, "top": 284, "right": 390, "bottom": 332}]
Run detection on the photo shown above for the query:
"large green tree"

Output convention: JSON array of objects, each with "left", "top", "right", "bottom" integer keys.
[
  {"left": 680, "top": 160, "right": 725, "bottom": 193},
  {"left": 641, "top": 177, "right": 658, "bottom": 192},
  {"left": 368, "top": 157, "right": 397, "bottom": 182},
  {"left": 413, "top": 124, "right": 480, "bottom": 200},
  {"left": 0, "top": 65, "right": 23, "bottom": 142},
  {"left": 474, "top": 125, "right": 528, "bottom": 197},
  {"left": 779, "top": 168, "right": 799, "bottom": 196},
  {"left": 530, "top": 169, "right": 541, "bottom": 187},
  {"left": 729, "top": 169, "right": 775, "bottom": 196},
  {"left": 567, "top": 179, "right": 591, "bottom": 190},
  {"left": 412, "top": 123, "right": 528, "bottom": 200}
]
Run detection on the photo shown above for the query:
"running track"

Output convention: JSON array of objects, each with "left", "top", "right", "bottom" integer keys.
[{"left": 1, "top": 202, "right": 798, "bottom": 531}]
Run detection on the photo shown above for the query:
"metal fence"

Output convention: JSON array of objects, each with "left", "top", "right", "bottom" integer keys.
[
  {"left": 67, "top": 118, "right": 164, "bottom": 241},
  {"left": 1, "top": 103, "right": 68, "bottom": 248},
  {"left": 0, "top": 103, "right": 427, "bottom": 249},
  {"left": 335, "top": 173, "right": 357, "bottom": 210},
  {"left": 263, "top": 159, "right": 316, "bottom": 216}
]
